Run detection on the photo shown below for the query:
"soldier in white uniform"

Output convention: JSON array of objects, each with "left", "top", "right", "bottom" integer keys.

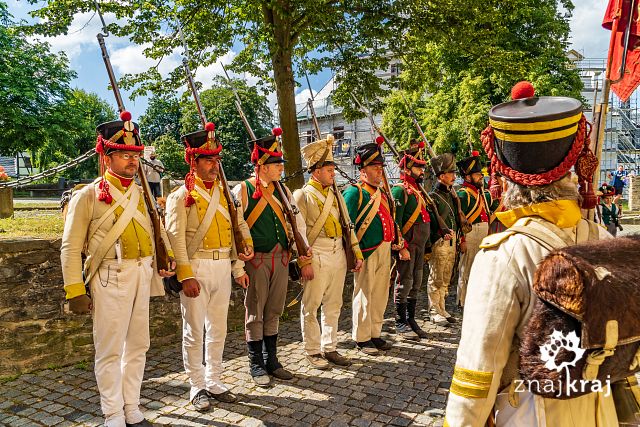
[
  {"left": 165, "top": 123, "right": 254, "bottom": 411},
  {"left": 293, "top": 135, "right": 364, "bottom": 369},
  {"left": 61, "top": 111, "right": 175, "bottom": 427},
  {"left": 444, "top": 82, "right": 617, "bottom": 426}
]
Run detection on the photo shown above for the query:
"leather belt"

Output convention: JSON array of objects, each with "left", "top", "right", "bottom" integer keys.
[{"left": 192, "top": 250, "right": 231, "bottom": 260}]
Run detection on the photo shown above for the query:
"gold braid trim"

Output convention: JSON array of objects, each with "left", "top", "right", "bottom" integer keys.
[
  {"left": 453, "top": 366, "right": 494, "bottom": 386},
  {"left": 450, "top": 379, "right": 490, "bottom": 399}
]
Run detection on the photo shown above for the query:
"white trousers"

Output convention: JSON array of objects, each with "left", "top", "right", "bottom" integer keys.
[
  {"left": 457, "top": 222, "right": 488, "bottom": 306},
  {"left": 352, "top": 242, "right": 391, "bottom": 342},
  {"left": 91, "top": 256, "right": 153, "bottom": 425},
  {"left": 180, "top": 258, "right": 231, "bottom": 400},
  {"left": 300, "top": 237, "right": 348, "bottom": 355}
]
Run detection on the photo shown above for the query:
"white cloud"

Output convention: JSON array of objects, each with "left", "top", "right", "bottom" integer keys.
[
  {"left": 30, "top": 12, "right": 128, "bottom": 61},
  {"left": 295, "top": 88, "right": 318, "bottom": 104},
  {"left": 569, "top": 0, "right": 610, "bottom": 58},
  {"left": 110, "top": 43, "right": 181, "bottom": 76}
]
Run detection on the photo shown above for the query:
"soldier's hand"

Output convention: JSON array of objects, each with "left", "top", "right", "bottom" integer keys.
[
  {"left": 459, "top": 241, "right": 467, "bottom": 254},
  {"left": 238, "top": 246, "right": 254, "bottom": 262},
  {"left": 352, "top": 259, "right": 363, "bottom": 273},
  {"left": 234, "top": 274, "right": 249, "bottom": 289},
  {"left": 298, "top": 252, "right": 312, "bottom": 264},
  {"left": 181, "top": 278, "right": 201, "bottom": 298},
  {"left": 444, "top": 231, "right": 455, "bottom": 241},
  {"left": 301, "top": 265, "right": 314, "bottom": 281},
  {"left": 159, "top": 258, "right": 176, "bottom": 278},
  {"left": 68, "top": 294, "right": 92, "bottom": 315},
  {"left": 399, "top": 247, "right": 410, "bottom": 261}
]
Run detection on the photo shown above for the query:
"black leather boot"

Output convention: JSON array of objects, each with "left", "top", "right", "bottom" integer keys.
[
  {"left": 407, "top": 299, "right": 428, "bottom": 339},
  {"left": 395, "top": 302, "right": 419, "bottom": 341},
  {"left": 247, "top": 340, "right": 271, "bottom": 387},
  {"left": 263, "top": 334, "right": 293, "bottom": 380}
]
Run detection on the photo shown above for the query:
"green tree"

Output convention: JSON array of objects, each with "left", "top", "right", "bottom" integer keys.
[
  {"left": 381, "top": 0, "right": 582, "bottom": 157},
  {"left": 0, "top": 1, "right": 75, "bottom": 156},
  {"left": 139, "top": 94, "right": 182, "bottom": 144},
  {"left": 180, "top": 78, "right": 273, "bottom": 180},
  {"left": 28, "top": 0, "right": 409, "bottom": 188},
  {"left": 34, "top": 89, "right": 116, "bottom": 180},
  {"left": 153, "top": 133, "right": 189, "bottom": 179}
]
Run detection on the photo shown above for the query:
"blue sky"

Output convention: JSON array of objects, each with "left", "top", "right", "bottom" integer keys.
[{"left": 7, "top": 0, "right": 610, "bottom": 119}]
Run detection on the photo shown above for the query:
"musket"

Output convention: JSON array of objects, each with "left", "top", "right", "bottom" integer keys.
[
  {"left": 399, "top": 93, "right": 472, "bottom": 234},
  {"left": 351, "top": 94, "right": 452, "bottom": 239},
  {"left": 95, "top": 11, "right": 171, "bottom": 272},
  {"left": 305, "top": 80, "right": 357, "bottom": 270},
  {"left": 181, "top": 49, "right": 250, "bottom": 256},
  {"left": 221, "top": 65, "right": 310, "bottom": 257}
]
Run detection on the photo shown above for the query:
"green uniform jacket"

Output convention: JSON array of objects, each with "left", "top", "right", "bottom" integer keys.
[
  {"left": 343, "top": 183, "right": 392, "bottom": 259},
  {"left": 600, "top": 203, "right": 619, "bottom": 226},
  {"left": 392, "top": 183, "right": 429, "bottom": 236},
  {"left": 457, "top": 183, "right": 499, "bottom": 225},
  {"left": 428, "top": 183, "right": 460, "bottom": 245},
  {"left": 242, "top": 180, "right": 289, "bottom": 253}
]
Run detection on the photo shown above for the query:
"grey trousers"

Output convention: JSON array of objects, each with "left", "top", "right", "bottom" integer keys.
[
  {"left": 394, "top": 221, "right": 430, "bottom": 303},
  {"left": 244, "top": 244, "right": 289, "bottom": 341}
]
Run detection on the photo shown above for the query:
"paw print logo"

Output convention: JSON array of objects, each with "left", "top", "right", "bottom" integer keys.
[{"left": 539, "top": 329, "right": 585, "bottom": 372}]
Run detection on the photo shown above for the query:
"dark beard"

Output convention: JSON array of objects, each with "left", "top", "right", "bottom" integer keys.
[{"left": 411, "top": 172, "right": 424, "bottom": 184}]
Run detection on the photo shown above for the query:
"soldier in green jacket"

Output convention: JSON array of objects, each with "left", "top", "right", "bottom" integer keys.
[
  {"left": 427, "top": 153, "right": 460, "bottom": 325},
  {"left": 232, "top": 129, "right": 311, "bottom": 387},
  {"left": 343, "top": 140, "right": 409, "bottom": 355},
  {"left": 455, "top": 151, "right": 498, "bottom": 307},
  {"left": 391, "top": 141, "right": 431, "bottom": 341}
]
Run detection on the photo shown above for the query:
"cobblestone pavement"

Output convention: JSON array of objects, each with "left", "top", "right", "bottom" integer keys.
[{"left": 0, "top": 294, "right": 460, "bottom": 427}]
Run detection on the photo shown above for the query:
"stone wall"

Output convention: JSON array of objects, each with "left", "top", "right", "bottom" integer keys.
[
  {"left": 629, "top": 175, "right": 640, "bottom": 212},
  {"left": 0, "top": 238, "right": 306, "bottom": 377}
]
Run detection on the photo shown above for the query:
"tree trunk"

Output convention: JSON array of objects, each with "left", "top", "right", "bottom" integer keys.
[
  {"left": 271, "top": 51, "right": 303, "bottom": 189},
  {"left": 266, "top": 1, "right": 304, "bottom": 190}
]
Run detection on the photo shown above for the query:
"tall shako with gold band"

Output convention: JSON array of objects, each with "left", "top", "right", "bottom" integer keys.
[
  {"left": 455, "top": 150, "right": 498, "bottom": 307},
  {"left": 392, "top": 140, "right": 431, "bottom": 341},
  {"left": 165, "top": 121, "right": 253, "bottom": 411},
  {"left": 426, "top": 152, "right": 460, "bottom": 326},
  {"left": 294, "top": 134, "right": 364, "bottom": 369},
  {"left": 61, "top": 108, "right": 176, "bottom": 427},
  {"left": 444, "top": 81, "right": 614, "bottom": 427},
  {"left": 342, "top": 139, "right": 397, "bottom": 354},
  {"left": 232, "top": 127, "right": 310, "bottom": 387}
]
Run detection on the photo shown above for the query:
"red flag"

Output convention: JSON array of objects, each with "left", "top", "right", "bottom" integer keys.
[{"left": 603, "top": 0, "right": 640, "bottom": 101}]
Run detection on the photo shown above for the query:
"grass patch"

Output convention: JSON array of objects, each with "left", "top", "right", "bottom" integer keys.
[
  {"left": 0, "top": 373, "right": 21, "bottom": 384},
  {"left": 0, "top": 210, "right": 64, "bottom": 239},
  {"left": 74, "top": 360, "right": 91, "bottom": 371},
  {"left": 13, "top": 200, "right": 59, "bottom": 209}
]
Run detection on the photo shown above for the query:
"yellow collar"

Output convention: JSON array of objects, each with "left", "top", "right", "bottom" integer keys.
[
  {"left": 308, "top": 178, "right": 329, "bottom": 195},
  {"left": 194, "top": 176, "right": 218, "bottom": 194},
  {"left": 495, "top": 200, "right": 582, "bottom": 228}
]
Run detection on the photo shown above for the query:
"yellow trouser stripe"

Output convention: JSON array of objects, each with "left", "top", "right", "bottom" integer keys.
[{"left": 490, "top": 112, "right": 581, "bottom": 132}]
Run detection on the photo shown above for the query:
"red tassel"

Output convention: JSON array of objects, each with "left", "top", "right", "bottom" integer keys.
[
  {"left": 580, "top": 181, "right": 598, "bottom": 210},
  {"left": 97, "top": 179, "right": 112, "bottom": 204},
  {"left": 489, "top": 173, "right": 502, "bottom": 200},
  {"left": 184, "top": 161, "right": 197, "bottom": 207},
  {"left": 252, "top": 166, "right": 262, "bottom": 199}
]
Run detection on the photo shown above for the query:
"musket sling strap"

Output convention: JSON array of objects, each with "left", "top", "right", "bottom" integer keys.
[
  {"left": 84, "top": 184, "right": 144, "bottom": 285},
  {"left": 186, "top": 185, "right": 226, "bottom": 258},
  {"left": 401, "top": 187, "right": 424, "bottom": 235},
  {"left": 305, "top": 185, "right": 337, "bottom": 246},
  {"left": 244, "top": 181, "right": 291, "bottom": 240},
  {"left": 356, "top": 188, "right": 382, "bottom": 241},
  {"left": 462, "top": 187, "right": 483, "bottom": 224}
]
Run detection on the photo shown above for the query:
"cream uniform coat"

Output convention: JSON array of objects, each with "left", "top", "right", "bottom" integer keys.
[
  {"left": 444, "top": 217, "right": 617, "bottom": 427},
  {"left": 61, "top": 178, "right": 172, "bottom": 299},
  {"left": 165, "top": 182, "right": 252, "bottom": 280}
]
